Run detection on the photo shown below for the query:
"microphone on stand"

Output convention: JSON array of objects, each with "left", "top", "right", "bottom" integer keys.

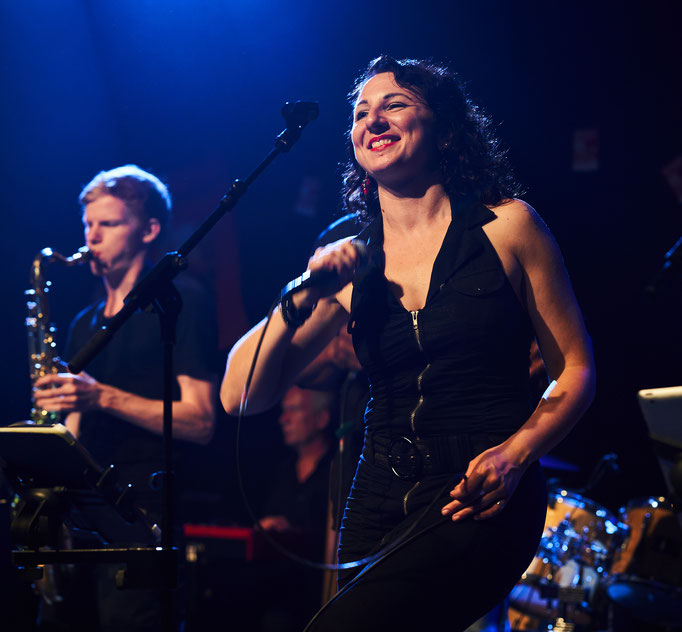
[
  {"left": 276, "top": 101, "right": 319, "bottom": 152},
  {"left": 281, "top": 101, "right": 319, "bottom": 127},
  {"left": 280, "top": 239, "right": 368, "bottom": 299}
]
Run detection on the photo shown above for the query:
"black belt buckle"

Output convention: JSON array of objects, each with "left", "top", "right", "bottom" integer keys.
[{"left": 388, "top": 436, "right": 422, "bottom": 481}]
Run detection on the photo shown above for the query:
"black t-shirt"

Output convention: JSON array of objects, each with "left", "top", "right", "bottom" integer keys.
[
  {"left": 65, "top": 276, "right": 219, "bottom": 512},
  {"left": 261, "top": 448, "right": 334, "bottom": 559}
]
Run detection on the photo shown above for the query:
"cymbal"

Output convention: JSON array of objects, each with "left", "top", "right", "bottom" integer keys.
[{"left": 539, "top": 455, "right": 579, "bottom": 472}]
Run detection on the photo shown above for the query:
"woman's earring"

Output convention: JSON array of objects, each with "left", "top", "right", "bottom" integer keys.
[{"left": 361, "top": 173, "right": 371, "bottom": 196}]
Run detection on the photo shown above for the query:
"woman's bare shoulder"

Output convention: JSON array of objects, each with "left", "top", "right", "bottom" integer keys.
[
  {"left": 489, "top": 198, "right": 545, "bottom": 228},
  {"left": 487, "top": 198, "right": 555, "bottom": 254}
]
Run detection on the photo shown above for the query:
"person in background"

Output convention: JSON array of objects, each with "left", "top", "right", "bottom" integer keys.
[
  {"left": 257, "top": 385, "right": 336, "bottom": 632},
  {"left": 33, "top": 165, "right": 218, "bottom": 632},
  {"left": 259, "top": 385, "right": 335, "bottom": 544}
]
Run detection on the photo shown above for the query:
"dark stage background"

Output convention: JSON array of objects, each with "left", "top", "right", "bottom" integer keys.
[{"left": 0, "top": 0, "right": 680, "bottom": 586}]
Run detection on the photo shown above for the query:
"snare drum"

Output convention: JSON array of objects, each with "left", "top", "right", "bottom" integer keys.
[
  {"left": 607, "top": 497, "right": 682, "bottom": 625},
  {"left": 509, "top": 489, "right": 623, "bottom": 631}
]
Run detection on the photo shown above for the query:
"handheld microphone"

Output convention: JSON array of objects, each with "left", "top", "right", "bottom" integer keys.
[{"left": 280, "top": 239, "right": 368, "bottom": 299}]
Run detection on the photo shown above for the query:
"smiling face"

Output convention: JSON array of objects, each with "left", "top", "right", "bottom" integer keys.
[
  {"left": 83, "top": 194, "right": 159, "bottom": 278},
  {"left": 351, "top": 72, "right": 439, "bottom": 187}
]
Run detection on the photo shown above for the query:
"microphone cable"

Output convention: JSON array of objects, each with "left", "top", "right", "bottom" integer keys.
[
  {"left": 301, "top": 473, "right": 464, "bottom": 632},
  {"left": 233, "top": 294, "right": 466, "bottom": 613},
  {"left": 235, "top": 298, "right": 393, "bottom": 572}
]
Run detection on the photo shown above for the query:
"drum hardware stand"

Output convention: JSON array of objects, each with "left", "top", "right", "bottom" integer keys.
[
  {"left": 537, "top": 549, "right": 591, "bottom": 632},
  {"left": 537, "top": 582, "right": 587, "bottom": 631},
  {"left": 548, "top": 618, "right": 575, "bottom": 632}
]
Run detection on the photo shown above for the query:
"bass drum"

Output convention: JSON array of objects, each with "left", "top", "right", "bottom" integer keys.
[
  {"left": 508, "top": 489, "right": 623, "bottom": 631},
  {"left": 607, "top": 497, "right": 682, "bottom": 627}
]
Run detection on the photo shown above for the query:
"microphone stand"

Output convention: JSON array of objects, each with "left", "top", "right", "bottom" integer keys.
[{"left": 67, "top": 101, "right": 318, "bottom": 631}]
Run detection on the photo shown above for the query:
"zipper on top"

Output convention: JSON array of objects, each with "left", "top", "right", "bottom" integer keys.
[
  {"left": 408, "top": 310, "right": 429, "bottom": 435},
  {"left": 403, "top": 480, "right": 421, "bottom": 515},
  {"left": 403, "top": 310, "right": 431, "bottom": 515},
  {"left": 411, "top": 310, "right": 423, "bottom": 351}
]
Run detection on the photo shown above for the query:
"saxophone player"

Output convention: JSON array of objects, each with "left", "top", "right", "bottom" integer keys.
[{"left": 33, "top": 165, "right": 219, "bottom": 632}]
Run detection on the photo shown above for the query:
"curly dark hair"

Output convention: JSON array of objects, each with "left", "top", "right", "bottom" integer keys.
[{"left": 341, "top": 55, "right": 524, "bottom": 219}]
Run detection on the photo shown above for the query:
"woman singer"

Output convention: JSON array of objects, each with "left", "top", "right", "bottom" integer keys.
[{"left": 221, "top": 55, "right": 595, "bottom": 631}]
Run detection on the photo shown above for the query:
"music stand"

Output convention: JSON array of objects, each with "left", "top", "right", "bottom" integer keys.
[
  {"left": 0, "top": 423, "right": 174, "bottom": 589},
  {"left": 638, "top": 386, "right": 682, "bottom": 498}
]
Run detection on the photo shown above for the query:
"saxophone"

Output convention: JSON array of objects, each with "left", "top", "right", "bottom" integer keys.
[
  {"left": 15, "top": 247, "right": 92, "bottom": 604},
  {"left": 25, "top": 246, "right": 90, "bottom": 424}
]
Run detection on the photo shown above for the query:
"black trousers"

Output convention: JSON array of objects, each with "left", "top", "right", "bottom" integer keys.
[{"left": 305, "top": 438, "right": 546, "bottom": 632}]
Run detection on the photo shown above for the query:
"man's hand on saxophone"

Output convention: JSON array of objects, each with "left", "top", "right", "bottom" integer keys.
[
  {"left": 33, "top": 371, "right": 102, "bottom": 413},
  {"left": 33, "top": 369, "right": 216, "bottom": 445}
]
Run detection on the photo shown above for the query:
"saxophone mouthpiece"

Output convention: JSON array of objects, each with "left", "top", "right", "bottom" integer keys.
[{"left": 73, "top": 246, "right": 91, "bottom": 263}]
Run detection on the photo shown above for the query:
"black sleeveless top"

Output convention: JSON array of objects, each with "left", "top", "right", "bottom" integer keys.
[{"left": 349, "top": 197, "right": 534, "bottom": 439}]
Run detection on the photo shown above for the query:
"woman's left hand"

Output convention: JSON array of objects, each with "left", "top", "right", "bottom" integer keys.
[{"left": 441, "top": 443, "right": 528, "bottom": 521}]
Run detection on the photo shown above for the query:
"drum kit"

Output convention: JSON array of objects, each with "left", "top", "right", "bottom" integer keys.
[{"left": 508, "top": 489, "right": 682, "bottom": 631}]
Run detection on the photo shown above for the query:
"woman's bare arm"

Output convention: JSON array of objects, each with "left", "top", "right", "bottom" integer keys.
[
  {"left": 220, "top": 238, "right": 359, "bottom": 415},
  {"left": 443, "top": 201, "right": 595, "bottom": 520}
]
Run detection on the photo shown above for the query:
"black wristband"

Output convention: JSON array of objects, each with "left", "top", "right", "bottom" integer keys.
[{"left": 279, "top": 294, "right": 313, "bottom": 329}]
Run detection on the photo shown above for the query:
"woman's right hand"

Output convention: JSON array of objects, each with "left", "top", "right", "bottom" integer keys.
[
  {"left": 296, "top": 237, "right": 362, "bottom": 307},
  {"left": 295, "top": 237, "right": 365, "bottom": 309}
]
